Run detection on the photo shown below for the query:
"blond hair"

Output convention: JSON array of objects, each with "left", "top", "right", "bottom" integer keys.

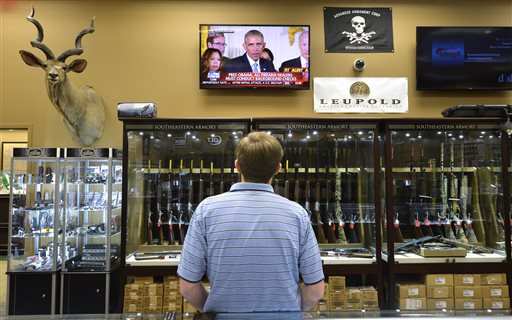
[{"left": 236, "top": 132, "right": 283, "bottom": 183}]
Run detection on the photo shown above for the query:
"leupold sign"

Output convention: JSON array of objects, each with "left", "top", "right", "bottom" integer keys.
[{"left": 314, "top": 77, "right": 408, "bottom": 113}]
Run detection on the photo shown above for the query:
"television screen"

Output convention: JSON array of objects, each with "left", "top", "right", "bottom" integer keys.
[
  {"left": 199, "top": 24, "right": 310, "bottom": 89},
  {"left": 416, "top": 27, "right": 512, "bottom": 90}
]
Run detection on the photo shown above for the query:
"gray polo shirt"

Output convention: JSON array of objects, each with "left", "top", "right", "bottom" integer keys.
[{"left": 177, "top": 182, "right": 324, "bottom": 312}]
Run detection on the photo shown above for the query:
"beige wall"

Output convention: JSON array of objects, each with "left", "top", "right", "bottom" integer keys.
[{"left": 1, "top": 0, "right": 511, "bottom": 149}]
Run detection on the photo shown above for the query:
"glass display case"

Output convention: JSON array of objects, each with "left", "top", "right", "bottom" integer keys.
[
  {"left": 382, "top": 118, "right": 510, "bottom": 308},
  {"left": 252, "top": 118, "right": 383, "bottom": 308},
  {"left": 59, "top": 148, "right": 123, "bottom": 314},
  {"left": 7, "top": 148, "right": 63, "bottom": 315},
  {"left": 60, "top": 148, "right": 123, "bottom": 273},
  {"left": 121, "top": 119, "right": 251, "bottom": 269},
  {"left": 252, "top": 119, "right": 381, "bottom": 255}
]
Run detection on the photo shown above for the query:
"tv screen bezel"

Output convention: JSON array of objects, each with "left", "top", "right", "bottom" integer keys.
[
  {"left": 416, "top": 26, "right": 512, "bottom": 91},
  {"left": 199, "top": 24, "right": 311, "bottom": 90}
]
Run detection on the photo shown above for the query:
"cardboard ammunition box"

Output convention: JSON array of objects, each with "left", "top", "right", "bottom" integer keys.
[
  {"left": 454, "top": 286, "right": 482, "bottom": 299},
  {"left": 329, "top": 276, "right": 346, "bottom": 292},
  {"left": 318, "top": 299, "right": 330, "bottom": 311},
  {"left": 164, "top": 281, "right": 179, "bottom": 290},
  {"left": 359, "top": 286, "right": 378, "bottom": 300},
  {"left": 345, "top": 288, "right": 361, "bottom": 310},
  {"left": 481, "top": 273, "right": 507, "bottom": 285},
  {"left": 124, "top": 284, "right": 144, "bottom": 297},
  {"left": 454, "top": 274, "right": 481, "bottom": 286},
  {"left": 418, "top": 247, "right": 466, "bottom": 257},
  {"left": 396, "top": 284, "right": 426, "bottom": 298},
  {"left": 483, "top": 298, "right": 511, "bottom": 309},
  {"left": 133, "top": 276, "right": 154, "bottom": 285},
  {"left": 144, "top": 283, "right": 164, "bottom": 296},
  {"left": 397, "top": 298, "right": 426, "bottom": 310},
  {"left": 330, "top": 299, "right": 346, "bottom": 310},
  {"left": 123, "top": 301, "right": 143, "bottom": 313},
  {"left": 123, "top": 298, "right": 143, "bottom": 313},
  {"left": 454, "top": 298, "right": 483, "bottom": 310},
  {"left": 143, "top": 305, "right": 162, "bottom": 313},
  {"left": 163, "top": 301, "right": 183, "bottom": 312},
  {"left": 164, "top": 290, "right": 182, "bottom": 301},
  {"left": 427, "top": 298, "right": 454, "bottom": 310},
  {"left": 482, "top": 285, "right": 509, "bottom": 298},
  {"left": 424, "top": 274, "right": 454, "bottom": 286},
  {"left": 330, "top": 292, "right": 347, "bottom": 302},
  {"left": 427, "top": 286, "right": 453, "bottom": 298},
  {"left": 143, "top": 296, "right": 163, "bottom": 307}
]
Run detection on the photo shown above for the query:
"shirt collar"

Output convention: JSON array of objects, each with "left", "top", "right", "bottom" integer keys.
[
  {"left": 229, "top": 182, "right": 274, "bottom": 193},
  {"left": 300, "top": 56, "right": 308, "bottom": 68},
  {"left": 246, "top": 55, "right": 259, "bottom": 66}
]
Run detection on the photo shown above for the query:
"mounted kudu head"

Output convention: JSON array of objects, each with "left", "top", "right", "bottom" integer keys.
[{"left": 19, "top": 6, "right": 105, "bottom": 146}]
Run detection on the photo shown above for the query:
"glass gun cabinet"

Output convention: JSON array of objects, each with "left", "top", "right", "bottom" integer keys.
[
  {"left": 252, "top": 118, "right": 384, "bottom": 307},
  {"left": 6, "top": 148, "right": 122, "bottom": 315},
  {"left": 382, "top": 118, "right": 511, "bottom": 308},
  {"left": 7, "top": 148, "right": 63, "bottom": 315},
  {"left": 60, "top": 148, "right": 122, "bottom": 314},
  {"left": 121, "top": 118, "right": 251, "bottom": 271}
]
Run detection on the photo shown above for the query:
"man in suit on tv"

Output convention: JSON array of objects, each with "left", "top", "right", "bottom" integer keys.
[
  {"left": 279, "top": 31, "right": 309, "bottom": 72},
  {"left": 224, "top": 30, "right": 277, "bottom": 73}
]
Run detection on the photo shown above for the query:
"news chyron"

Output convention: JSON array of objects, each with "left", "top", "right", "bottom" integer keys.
[{"left": 200, "top": 24, "right": 310, "bottom": 90}]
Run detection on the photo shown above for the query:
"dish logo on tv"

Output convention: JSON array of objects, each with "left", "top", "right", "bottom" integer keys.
[{"left": 498, "top": 73, "right": 512, "bottom": 83}]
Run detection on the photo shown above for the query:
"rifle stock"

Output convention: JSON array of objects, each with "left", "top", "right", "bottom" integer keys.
[
  {"left": 334, "top": 139, "right": 347, "bottom": 244},
  {"left": 313, "top": 180, "right": 327, "bottom": 243},
  {"left": 324, "top": 161, "right": 336, "bottom": 243}
]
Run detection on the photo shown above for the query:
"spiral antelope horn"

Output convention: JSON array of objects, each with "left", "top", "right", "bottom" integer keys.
[
  {"left": 26, "top": 6, "right": 55, "bottom": 60},
  {"left": 57, "top": 17, "right": 95, "bottom": 62}
]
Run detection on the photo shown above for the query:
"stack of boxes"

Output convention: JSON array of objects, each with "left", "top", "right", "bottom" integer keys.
[
  {"left": 426, "top": 274, "right": 454, "bottom": 310},
  {"left": 162, "top": 276, "right": 183, "bottom": 313},
  {"left": 396, "top": 282, "right": 426, "bottom": 310},
  {"left": 397, "top": 273, "right": 509, "bottom": 310},
  {"left": 314, "top": 276, "right": 379, "bottom": 311},
  {"left": 481, "top": 273, "right": 510, "bottom": 310},
  {"left": 329, "top": 276, "right": 346, "bottom": 310},
  {"left": 123, "top": 276, "right": 183, "bottom": 313}
]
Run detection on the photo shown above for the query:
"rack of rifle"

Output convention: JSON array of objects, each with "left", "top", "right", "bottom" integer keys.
[
  {"left": 140, "top": 150, "right": 375, "bottom": 246},
  {"left": 389, "top": 140, "right": 504, "bottom": 255}
]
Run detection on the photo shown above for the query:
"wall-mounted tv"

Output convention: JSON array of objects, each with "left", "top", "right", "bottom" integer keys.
[
  {"left": 199, "top": 24, "right": 310, "bottom": 89},
  {"left": 416, "top": 27, "right": 512, "bottom": 90}
]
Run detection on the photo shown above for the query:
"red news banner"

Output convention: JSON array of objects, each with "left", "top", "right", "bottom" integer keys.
[{"left": 202, "top": 69, "right": 309, "bottom": 88}]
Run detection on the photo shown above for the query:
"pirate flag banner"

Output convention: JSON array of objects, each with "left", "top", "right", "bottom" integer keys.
[{"left": 324, "top": 7, "right": 394, "bottom": 53}]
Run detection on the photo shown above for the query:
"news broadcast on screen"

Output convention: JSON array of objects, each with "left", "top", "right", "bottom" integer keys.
[{"left": 199, "top": 24, "right": 310, "bottom": 89}]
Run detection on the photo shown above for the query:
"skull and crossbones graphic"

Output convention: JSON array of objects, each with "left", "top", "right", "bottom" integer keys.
[{"left": 342, "top": 16, "right": 376, "bottom": 44}]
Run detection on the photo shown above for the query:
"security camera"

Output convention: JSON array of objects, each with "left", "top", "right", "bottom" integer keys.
[{"left": 353, "top": 59, "right": 365, "bottom": 71}]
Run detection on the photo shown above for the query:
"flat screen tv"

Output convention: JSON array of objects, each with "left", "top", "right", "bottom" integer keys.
[
  {"left": 199, "top": 24, "right": 310, "bottom": 89},
  {"left": 416, "top": 26, "right": 512, "bottom": 90}
]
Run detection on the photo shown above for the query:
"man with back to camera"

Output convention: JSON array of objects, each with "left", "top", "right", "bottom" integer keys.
[
  {"left": 224, "top": 30, "right": 277, "bottom": 73},
  {"left": 279, "top": 31, "right": 309, "bottom": 72},
  {"left": 178, "top": 131, "right": 325, "bottom": 313}
]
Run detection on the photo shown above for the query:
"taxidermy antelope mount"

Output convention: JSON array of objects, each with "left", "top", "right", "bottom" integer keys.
[{"left": 19, "top": 7, "right": 105, "bottom": 146}]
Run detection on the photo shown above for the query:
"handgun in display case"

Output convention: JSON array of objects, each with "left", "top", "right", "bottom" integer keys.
[
  {"left": 7, "top": 148, "right": 63, "bottom": 315},
  {"left": 60, "top": 148, "right": 122, "bottom": 272}
]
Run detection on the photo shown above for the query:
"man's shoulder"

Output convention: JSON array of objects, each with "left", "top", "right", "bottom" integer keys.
[{"left": 281, "top": 57, "right": 301, "bottom": 67}]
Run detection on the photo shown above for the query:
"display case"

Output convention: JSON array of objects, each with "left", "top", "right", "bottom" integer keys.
[
  {"left": 60, "top": 148, "right": 122, "bottom": 314},
  {"left": 7, "top": 148, "right": 63, "bottom": 315},
  {"left": 253, "top": 118, "right": 383, "bottom": 307},
  {"left": 382, "top": 118, "right": 511, "bottom": 307},
  {"left": 121, "top": 118, "right": 251, "bottom": 273}
]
